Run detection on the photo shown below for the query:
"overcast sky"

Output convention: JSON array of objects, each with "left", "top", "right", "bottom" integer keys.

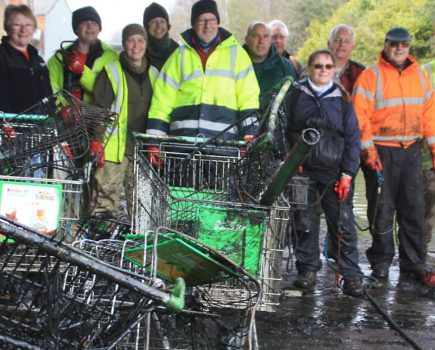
[{"left": 68, "top": 0, "right": 176, "bottom": 42}]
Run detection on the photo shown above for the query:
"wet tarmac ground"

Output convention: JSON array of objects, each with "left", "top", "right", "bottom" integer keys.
[{"left": 254, "top": 230, "right": 435, "bottom": 350}]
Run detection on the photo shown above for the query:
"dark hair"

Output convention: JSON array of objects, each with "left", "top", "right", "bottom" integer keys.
[
  {"left": 4, "top": 4, "right": 36, "bottom": 33},
  {"left": 307, "top": 49, "right": 349, "bottom": 99},
  {"left": 307, "top": 49, "right": 336, "bottom": 67}
]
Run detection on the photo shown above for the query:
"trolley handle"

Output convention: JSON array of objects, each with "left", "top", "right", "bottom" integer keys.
[
  {"left": 166, "top": 277, "right": 186, "bottom": 313},
  {"left": 1, "top": 112, "right": 49, "bottom": 121},
  {"left": 133, "top": 132, "right": 246, "bottom": 147},
  {"left": 256, "top": 76, "right": 294, "bottom": 151}
]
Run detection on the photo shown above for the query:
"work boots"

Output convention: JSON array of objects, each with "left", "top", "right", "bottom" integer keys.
[
  {"left": 293, "top": 271, "right": 316, "bottom": 289},
  {"left": 342, "top": 276, "right": 365, "bottom": 297},
  {"left": 371, "top": 261, "right": 390, "bottom": 279}
]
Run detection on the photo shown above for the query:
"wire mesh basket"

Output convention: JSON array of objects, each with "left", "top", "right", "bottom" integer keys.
[
  {"left": 133, "top": 136, "right": 290, "bottom": 312},
  {"left": 0, "top": 90, "right": 117, "bottom": 179},
  {"left": 0, "top": 216, "right": 185, "bottom": 350}
]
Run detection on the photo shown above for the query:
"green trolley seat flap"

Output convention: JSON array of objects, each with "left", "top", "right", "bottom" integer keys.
[{"left": 196, "top": 205, "right": 267, "bottom": 277}]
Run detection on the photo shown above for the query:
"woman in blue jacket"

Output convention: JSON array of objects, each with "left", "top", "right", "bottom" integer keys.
[{"left": 284, "top": 49, "right": 363, "bottom": 297}]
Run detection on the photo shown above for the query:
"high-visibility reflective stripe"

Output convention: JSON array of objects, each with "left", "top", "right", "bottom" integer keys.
[
  {"left": 241, "top": 115, "right": 258, "bottom": 127},
  {"left": 234, "top": 66, "right": 253, "bottom": 81},
  {"left": 160, "top": 71, "right": 180, "bottom": 90},
  {"left": 372, "top": 65, "right": 383, "bottom": 102},
  {"left": 149, "top": 65, "right": 159, "bottom": 87},
  {"left": 206, "top": 69, "right": 234, "bottom": 78},
  {"left": 352, "top": 86, "right": 375, "bottom": 100},
  {"left": 361, "top": 140, "right": 374, "bottom": 149},
  {"left": 180, "top": 45, "right": 185, "bottom": 81},
  {"left": 376, "top": 97, "right": 424, "bottom": 108},
  {"left": 147, "top": 129, "right": 167, "bottom": 136},
  {"left": 372, "top": 64, "right": 427, "bottom": 109},
  {"left": 424, "top": 63, "right": 434, "bottom": 90},
  {"left": 418, "top": 68, "right": 428, "bottom": 98},
  {"left": 170, "top": 119, "right": 238, "bottom": 134},
  {"left": 107, "top": 63, "right": 122, "bottom": 114},
  {"left": 184, "top": 70, "right": 203, "bottom": 82},
  {"left": 230, "top": 45, "right": 237, "bottom": 77},
  {"left": 427, "top": 136, "right": 435, "bottom": 145},
  {"left": 373, "top": 135, "right": 421, "bottom": 142},
  {"left": 179, "top": 45, "right": 238, "bottom": 81}
]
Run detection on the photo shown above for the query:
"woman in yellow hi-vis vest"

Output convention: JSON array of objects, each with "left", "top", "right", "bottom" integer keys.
[{"left": 91, "top": 24, "right": 158, "bottom": 220}]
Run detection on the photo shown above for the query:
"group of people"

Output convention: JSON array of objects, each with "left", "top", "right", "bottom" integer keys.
[{"left": 0, "top": 0, "right": 434, "bottom": 297}]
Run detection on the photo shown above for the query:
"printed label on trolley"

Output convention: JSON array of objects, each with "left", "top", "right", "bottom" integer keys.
[{"left": 0, "top": 181, "right": 62, "bottom": 236}]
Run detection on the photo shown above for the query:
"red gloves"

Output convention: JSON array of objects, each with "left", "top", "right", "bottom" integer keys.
[
  {"left": 61, "top": 143, "right": 73, "bottom": 159},
  {"left": 59, "top": 106, "right": 80, "bottom": 125},
  {"left": 65, "top": 50, "right": 86, "bottom": 75},
  {"left": 334, "top": 174, "right": 352, "bottom": 202},
  {"left": 367, "top": 157, "right": 383, "bottom": 172},
  {"left": 361, "top": 145, "right": 383, "bottom": 172},
  {"left": 147, "top": 146, "right": 161, "bottom": 169},
  {"left": 89, "top": 141, "right": 105, "bottom": 168},
  {"left": 241, "top": 135, "right": 254, "bottom": 157},
  {"left": 1, "top": 124, "right": 16, "bottom": 142}
]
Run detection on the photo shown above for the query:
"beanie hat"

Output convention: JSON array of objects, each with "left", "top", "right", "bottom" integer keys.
[
  {"left": 191, "top": 0, "right": 220, "bottom": 26},
  {"left": 143, "top": 2, "right": 169, "bottom": 29},
  {"left": 122, "top": 24, "right": 147, "bottom": 47},
  {"left": 385, "top": 27, "right": 412, "bottom": 42},
  {"left": 72, "top": 6, "right": 102, "bottom": 34}
]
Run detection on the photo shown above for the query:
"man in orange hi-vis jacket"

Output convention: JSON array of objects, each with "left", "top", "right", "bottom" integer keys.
[{"left": 352, "top": 27, "right": 435, "bottom": 289}]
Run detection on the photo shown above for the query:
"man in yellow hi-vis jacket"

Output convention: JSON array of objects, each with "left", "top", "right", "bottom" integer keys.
[{"left": 146, "top": 0, "right": 260, "bottom": 147}]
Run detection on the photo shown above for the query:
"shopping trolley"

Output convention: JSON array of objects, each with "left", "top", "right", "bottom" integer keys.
[
  {"left": 0, "top": 215, "right": 185, "bottom": 350},
  {"left": 132, "top": 78, "right": 319, "bottom": 312},
  {"left": 64, "top": 220, "right": 260, "bottom": 349}
]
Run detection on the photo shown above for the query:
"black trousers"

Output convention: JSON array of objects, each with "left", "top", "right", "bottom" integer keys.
[
  {"left": 363, "top": 142, "right": 426, "bottom": 273},
  {"left": 294, "top": 169, "right": 363, "bottom": 278}
]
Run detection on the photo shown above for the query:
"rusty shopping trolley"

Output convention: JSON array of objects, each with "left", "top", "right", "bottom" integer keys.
[
  {"left": 132, "top": 78, "right": 320, "bottom": 312},
  {"left": 0, "top": 215, "right": 185, "bottom": 350}
]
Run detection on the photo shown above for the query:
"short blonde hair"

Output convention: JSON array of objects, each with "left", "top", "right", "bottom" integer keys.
[{"left": 4, "top": 4, "right": 37, "bottom": 33}]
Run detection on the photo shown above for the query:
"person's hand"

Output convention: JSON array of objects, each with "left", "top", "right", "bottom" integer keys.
[
  {"left": 1, "top": 124, "right": 16, "bottom": 142},
  {"left": 147, "top": 146, "right": 162, "bottom": 169},
  {"left": 241, "top": 135, "right": 255, "bottom": 157},
  {"left": 59, "top": 106, "right": 80, "bottom": 125},
  {"left": 65, "top": 50, "right": 86, "bottom": 75},
  {"left": 334, "top": 174, "right": 352, "bottom": 202},
  {"left": 61, "top": 142, "right": 73, "bottom": 159},
  {"left": 89, "top": 140, "right": 105, "bottom": 168},
  {"left": 361, "top": 145, "right": 383, "bottom": 172},
  {"left": 367, "top": 157, "right": 383, "bottom": 173}
]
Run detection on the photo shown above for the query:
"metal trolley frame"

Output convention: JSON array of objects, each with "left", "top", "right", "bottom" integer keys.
[{"left": 133, "top": 135, "right": 297, "bottom": 312}]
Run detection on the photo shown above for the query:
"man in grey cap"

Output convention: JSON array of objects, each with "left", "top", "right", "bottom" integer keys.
[{"left": 352, "top": 27, "right": 435, "bottom": 291}]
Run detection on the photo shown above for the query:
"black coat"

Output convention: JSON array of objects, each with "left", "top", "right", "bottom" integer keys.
[{"left": 0, "top": 37, "right": 52, "bottom": 113}]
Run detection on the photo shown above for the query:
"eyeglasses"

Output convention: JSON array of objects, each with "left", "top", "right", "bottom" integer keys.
[
  {"left": 388, "top": 41, "right": 410, "bottom": 48},
  {"left": 196, "top": 18, "right": 218, "bottom": 26},
  {"left": 312, "top": 63, "right": 335, "bottom": 70},
  {"left": 11, "top": 23, "right": 34, "bottom": 31}
]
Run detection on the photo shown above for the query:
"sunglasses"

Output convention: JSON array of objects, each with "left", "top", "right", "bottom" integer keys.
[
  {"left": 388, "top": 41, "right": 410, "bottom": 48},
  {"left": 312, "top": 63, "right": 335, "bottom": 70}
]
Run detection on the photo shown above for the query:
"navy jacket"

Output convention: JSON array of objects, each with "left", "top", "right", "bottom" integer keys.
[
  {"left": 0, "top": 37, "right": 52, "bottom": 113},
  {"left": 284, "top": 78, "right": 361, "bottom": 176}
]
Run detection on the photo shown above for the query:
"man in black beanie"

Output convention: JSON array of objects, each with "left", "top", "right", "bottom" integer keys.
[
  {"left": 47, "top": 6, "right": 117, "bottom": 104},
  {"left": 146, "top": 0, "right": 260, "bottom": 160},
  {"left": 143, "top": 2, "right": 178, "bottom": 70}
]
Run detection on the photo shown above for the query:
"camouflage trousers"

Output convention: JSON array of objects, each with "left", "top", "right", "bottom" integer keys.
[{"left": 90, "top": 155, "right": 134, "bottom": 219}]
